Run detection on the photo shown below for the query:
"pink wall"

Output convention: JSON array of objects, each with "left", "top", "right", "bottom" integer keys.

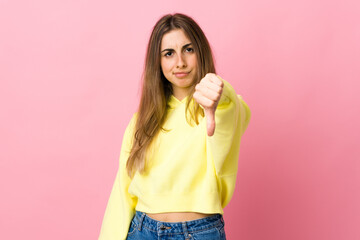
[{"left": 1, "top": 0, "right": 359, "bottom": 239}]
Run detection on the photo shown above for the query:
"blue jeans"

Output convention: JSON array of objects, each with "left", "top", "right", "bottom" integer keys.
[{"left": 126, "top": 211, "right": 226, "bottom": 240}]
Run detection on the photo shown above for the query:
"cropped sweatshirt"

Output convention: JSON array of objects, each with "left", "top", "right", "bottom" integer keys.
[{"left": 98, "top": 77, "right": 251, "bottom": 240}]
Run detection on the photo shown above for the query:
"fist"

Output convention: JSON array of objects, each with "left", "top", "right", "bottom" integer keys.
[{"left": 193, "top": 73, "right": 224, "bottom": 136}]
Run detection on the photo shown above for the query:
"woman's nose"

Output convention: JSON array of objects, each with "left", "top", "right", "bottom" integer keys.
[{"left": 176, "top": 54, "right": 187, "bottom": 68}]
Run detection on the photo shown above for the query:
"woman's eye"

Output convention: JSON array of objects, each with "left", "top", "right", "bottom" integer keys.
[
  {"left": 186, "top": 48, "right": 194, "bottom": 52},
  {"left": 164, "top": 52, "right": 173, "bottom": 57}
]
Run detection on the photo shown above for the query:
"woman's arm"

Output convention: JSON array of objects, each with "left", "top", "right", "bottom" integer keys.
[
  {"left": 209, "top": 79, "right": 251, "bottom": 176},
  {"left": 194, "top": 74, "right": 251, "bottom": 176},
  {"left": 98, "top": 114, "right": 137, "bottom": 240}
]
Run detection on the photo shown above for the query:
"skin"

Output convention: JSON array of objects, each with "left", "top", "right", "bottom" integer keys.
[
  {"left": 160, "top": 28, "right": 198, "bottom": 101},
  {"left": 147, "top": 29, "right": 224, "bottom": 222},
  {"left": 193, "top": 73, "right": 224, "bottom": 136}
]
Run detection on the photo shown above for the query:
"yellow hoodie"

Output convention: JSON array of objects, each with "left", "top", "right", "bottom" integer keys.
[{"left": 98, "top": 77, "right": 251, "bottom": 240}]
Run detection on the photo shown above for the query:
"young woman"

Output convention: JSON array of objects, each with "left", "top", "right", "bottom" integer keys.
[{"left": 99, "top": 13, "right": 251, "bottom": 240}]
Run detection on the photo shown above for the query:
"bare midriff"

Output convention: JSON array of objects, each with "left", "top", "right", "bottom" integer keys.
[{"left": 145, "top": 212, "right": 217, "bottom": 222}]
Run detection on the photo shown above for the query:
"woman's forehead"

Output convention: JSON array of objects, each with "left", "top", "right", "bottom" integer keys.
[{"left": 161, "top": 29, "right": 192, "bottom": 50}]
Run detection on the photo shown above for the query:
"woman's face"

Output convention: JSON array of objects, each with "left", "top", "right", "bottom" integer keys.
[{"left": 160, "top": 29, "right": 198, "bottom": 101}]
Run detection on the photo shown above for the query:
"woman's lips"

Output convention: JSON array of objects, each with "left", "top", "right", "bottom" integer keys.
[{"left": 174, "top": 72, "right": 190, "bottom": 78}]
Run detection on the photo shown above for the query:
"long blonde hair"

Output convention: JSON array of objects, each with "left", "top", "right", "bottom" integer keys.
[{"left": 126, "top": 13, "right": 216, "bottom": 178}]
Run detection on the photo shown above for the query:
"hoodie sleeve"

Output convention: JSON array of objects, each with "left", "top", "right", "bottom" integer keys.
[
  {"left": 98, "top": 114, "right": 137, "bottom": 240},
  {"left": 206, "top": 76, "right": 251, "bottom": 177}
]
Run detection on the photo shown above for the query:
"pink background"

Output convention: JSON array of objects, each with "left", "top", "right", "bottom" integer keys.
[{"left": 1, "top": 0, "right": 359, "bottom": 239}]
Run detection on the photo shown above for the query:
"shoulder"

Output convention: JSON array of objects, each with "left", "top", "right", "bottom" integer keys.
[
  {"left": 128, "top": 112, "right": 138, "bottom": 129},
  {"left": 123, "top": 112, "right": 138, "bottom": 136}
]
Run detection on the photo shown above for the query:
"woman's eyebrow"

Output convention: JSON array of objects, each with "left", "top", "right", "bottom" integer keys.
[{"left": 161, "top": 43, "right": 192, "bottom": 53}]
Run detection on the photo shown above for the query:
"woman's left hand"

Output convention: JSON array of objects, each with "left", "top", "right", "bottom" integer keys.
[{"left": 193, "top": 73, "right": 224, "bottom": 136}]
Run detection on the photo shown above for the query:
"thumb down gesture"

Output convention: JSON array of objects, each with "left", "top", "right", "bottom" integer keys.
[{"left": 193, "top": 73, "right": 224, "bottom": 136}]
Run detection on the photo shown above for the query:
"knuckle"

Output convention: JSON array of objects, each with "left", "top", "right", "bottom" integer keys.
[{"left": 205, "top": 73, "right": 214, "bottom": 79}]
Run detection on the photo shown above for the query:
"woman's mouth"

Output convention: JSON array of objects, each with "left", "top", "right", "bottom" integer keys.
[{"left": 174, "top": 71, "right": 190, "bottom": 78}]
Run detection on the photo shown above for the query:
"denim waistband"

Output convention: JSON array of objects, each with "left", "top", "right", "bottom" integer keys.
[{"left": 133, "top": 210, "right": 224, "bottom": 234}]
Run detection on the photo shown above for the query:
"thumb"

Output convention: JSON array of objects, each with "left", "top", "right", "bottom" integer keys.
[{"left": 204, "top": 108, "right": 216, "bottom": 136}]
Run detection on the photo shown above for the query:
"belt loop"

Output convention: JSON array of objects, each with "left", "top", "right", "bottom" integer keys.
[
  {"left": 137, "top": 211, "right": 146, "bottom": 231},
  {"left": 182, "top": 222, "right": 190, "bottom": 239}
]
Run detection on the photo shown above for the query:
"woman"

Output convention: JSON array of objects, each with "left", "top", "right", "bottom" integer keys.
[{"left": 99, "top": 13, "right": 251, "bottom": 240}]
